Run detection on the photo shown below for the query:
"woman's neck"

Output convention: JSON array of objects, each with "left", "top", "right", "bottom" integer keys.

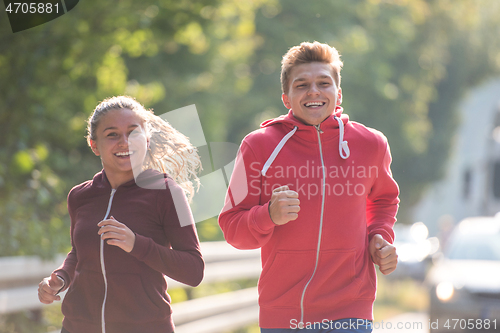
[{"left": 105, "top": 171, "right": 135, "bottom": 189}]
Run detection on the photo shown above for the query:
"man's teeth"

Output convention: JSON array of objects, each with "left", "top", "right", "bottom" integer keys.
[
  {"left": 305, "top": 102, "right": 325, "bottom": 107},
  {"left": 115, "top": 152, "right": 133, "bottom": 156}
]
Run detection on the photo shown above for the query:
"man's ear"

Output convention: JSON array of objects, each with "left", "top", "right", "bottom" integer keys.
[
  {"left": 90, "top": 140, "right": 100, "bottom": 156},
  {"left": 282, "top": 93, "right": 291, "bottom": 109},
  {"left": 336, "top": 88, "right": 343, "bottom": 105}
]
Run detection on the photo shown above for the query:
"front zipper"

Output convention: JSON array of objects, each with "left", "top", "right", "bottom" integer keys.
[
  {"left": 299, "top": 125, "right": 327, "bottom": 325},
  {"left": 100, "top": 188, "right": 116, "bottom": 333}
]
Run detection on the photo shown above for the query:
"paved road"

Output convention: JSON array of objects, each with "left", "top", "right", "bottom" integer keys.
[{"left": 373, "top": 312, "right": 429, "bottom": 333}]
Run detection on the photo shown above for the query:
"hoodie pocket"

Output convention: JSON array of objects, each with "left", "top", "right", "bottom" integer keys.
[
  {"left": 105, "top": 274, "right": 166, "bottom": 323},
  {"left": 258, "top": 250, "right": 315, "bottom": 309},
  {"left": 105, "top": 273, "right": 167, "bottom": 323},
  {"left": 304, "top": 249, "right": 365, "bottom": 307},
  {"left": 61, "top": 269, "right": 103, "bottom": 322}
]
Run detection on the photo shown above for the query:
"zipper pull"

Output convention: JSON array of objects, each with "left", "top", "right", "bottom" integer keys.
[{"left": 314, "top": 124, "right": 324, "bottom": 134}]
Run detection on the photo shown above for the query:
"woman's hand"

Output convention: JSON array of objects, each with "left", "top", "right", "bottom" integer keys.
[
  {"left": 38, "top": 272, "right": 64, "bottom": 304},
  {"left": 98, "top": 216, "right": 136, "bottom": 253}
]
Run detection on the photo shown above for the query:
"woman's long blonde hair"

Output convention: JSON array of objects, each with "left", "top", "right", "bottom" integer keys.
[{"left": 86, "top": 96, "right": 201, "bottom": 201}]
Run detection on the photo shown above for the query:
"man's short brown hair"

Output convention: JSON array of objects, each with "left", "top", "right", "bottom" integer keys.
[{"left": 281, "top": 41, "right": 343, "bottom": 94}]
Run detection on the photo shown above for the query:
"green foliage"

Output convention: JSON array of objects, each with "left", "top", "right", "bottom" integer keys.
[
  {"left": 229, "top": 0, "right": 500, "bottom": 221},
  {"left": 0, "top": 0, "right": 270, "bottom": 257},
  {"left": 1, "top": 0, "right": 500, "bottom": 275},
  {"left": 0, "top": 310, "right": 47, "bottom": 333},
  {"left": 197, "top": 217, "right": 225, "bottom": 242},
  {"left": 373, "top": 275, "right": 429, "bottom": 321}
]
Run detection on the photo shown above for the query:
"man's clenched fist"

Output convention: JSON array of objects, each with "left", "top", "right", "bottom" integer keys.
[
  {"left": 369, "top": 234, "right": 398, "bottom": 275},
  {"left": 269, "top": 185, "right": 300, "bottom": 225}
]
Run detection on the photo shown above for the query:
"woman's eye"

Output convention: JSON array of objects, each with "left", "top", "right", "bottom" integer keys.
[{"left": 129, "top": 130, "right": 142, "bottom": 137}]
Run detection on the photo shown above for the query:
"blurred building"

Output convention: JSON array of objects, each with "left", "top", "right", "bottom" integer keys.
[{"left": 412, "top": 78, "right": 500, "bottom": 239}]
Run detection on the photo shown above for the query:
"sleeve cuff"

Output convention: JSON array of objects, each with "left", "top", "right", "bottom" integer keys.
[
  {"left": 369, "top": 229, "right": 394, "bottom": 244},
  {"left": 55, "top": 275, "right": 66, "bottom": 294},
  {"left": 253, "top": 202, "right": 276, "bottom": 232},
  {"left": 52, "top": 269, "right": 70, "bottom": 293},
  {"left": 129, "top": 233, "right": 151, "bottom": 260}
]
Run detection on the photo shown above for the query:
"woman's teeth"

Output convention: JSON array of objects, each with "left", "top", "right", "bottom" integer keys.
[{"left": 115, "top": 151, "right": 133, "bottom": 157}]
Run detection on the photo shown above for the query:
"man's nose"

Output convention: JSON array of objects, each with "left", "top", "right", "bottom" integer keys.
[{"left": 308, "top": 83, "right": 320, "bottom": 95}]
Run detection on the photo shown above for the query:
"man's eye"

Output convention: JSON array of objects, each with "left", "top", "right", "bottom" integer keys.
[{"left": 107, "top": 133, "right": 117, "bottom": 137}]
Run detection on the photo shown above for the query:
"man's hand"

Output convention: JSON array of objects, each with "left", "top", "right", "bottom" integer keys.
[
  {"left": 269, "top": 185, "right": 300, "bottom": 225},
  {"left": 369, "top": 234, "right": 398, "bottom": 275}
]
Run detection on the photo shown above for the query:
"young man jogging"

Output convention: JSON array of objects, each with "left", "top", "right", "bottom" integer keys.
[{"left": 219, "top": 41, "right": 399, "bottom": 333}]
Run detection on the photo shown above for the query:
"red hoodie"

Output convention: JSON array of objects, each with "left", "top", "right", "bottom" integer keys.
[
  {"left": 54, "top": 169, "right": 204, "bottom": 333},
  {"left": 219, "top": 108, "right": 399, "bottom": 329}
]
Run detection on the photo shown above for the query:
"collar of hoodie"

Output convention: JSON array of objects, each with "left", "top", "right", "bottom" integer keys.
[
  {"left": 261, "top": 107, "right": 349, "bottom": 140},
  {"left": 261, "top": 108, "right": 350, "bottom": 176},
  {"left": 92, "top": 169, "right": 168, "bottom": 189}
]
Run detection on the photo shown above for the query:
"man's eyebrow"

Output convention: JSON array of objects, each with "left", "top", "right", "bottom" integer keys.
[{"left": 293, "top": 75, "right": 332, "bottom": 82}]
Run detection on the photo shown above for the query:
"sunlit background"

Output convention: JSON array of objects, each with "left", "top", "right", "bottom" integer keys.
[{"left": 1, "top": 0, "right": 500, "bottom": 332}]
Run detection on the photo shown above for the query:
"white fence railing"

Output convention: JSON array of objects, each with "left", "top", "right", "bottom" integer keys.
[{"left": 0, "top": 242, "right": 262, "bottom": 333}]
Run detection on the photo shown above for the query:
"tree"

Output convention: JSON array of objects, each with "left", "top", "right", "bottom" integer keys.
[
  {"left": 2, "top": 1, "right": 500, "bottom": 332},
  {"left": 1, "top": 0, "right": 500, "bottom": 260},
  {"left": 224, "top": 0, "right": 500, "bottom": 222},
  {"left": 0, "top": 0, "right": 272, "bottom": 257}
]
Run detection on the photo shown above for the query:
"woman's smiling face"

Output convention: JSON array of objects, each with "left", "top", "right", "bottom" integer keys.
[{"left": 90, "top": 108, "right": 148, "bottom": 186}]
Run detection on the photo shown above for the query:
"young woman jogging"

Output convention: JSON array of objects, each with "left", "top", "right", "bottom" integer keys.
[{"left": 38, "top": 96, "right": 204, "bottom": 333}]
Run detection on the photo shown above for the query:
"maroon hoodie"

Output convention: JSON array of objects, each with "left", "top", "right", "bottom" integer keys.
[
  {"left": 54, "top": 169, "right": 204, "bottom": 333},
  {"left": 219, "top": 108, "right": 399, "bottom": 328}
]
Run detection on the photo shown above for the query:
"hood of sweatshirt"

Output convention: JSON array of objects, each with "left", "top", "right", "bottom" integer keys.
[
  {"left": 260, "top": 107, "right": 350, "bottom": 176},
  {"left": 261, "top": 106, "right": 349, "bottom": 132}
]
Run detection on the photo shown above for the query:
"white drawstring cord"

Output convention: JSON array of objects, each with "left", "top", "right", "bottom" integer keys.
[
  {"left": 335, "top": 116, "right": 350, "bottom": 159},
  {"left": 100, "top": 189, "right": 116, "bottom": 333},
  {"left": 262, "top": 117, "right": 349, "bottom": 177},
  {"left": 261, "top": 126, "right": 298, "bottom": 176}
]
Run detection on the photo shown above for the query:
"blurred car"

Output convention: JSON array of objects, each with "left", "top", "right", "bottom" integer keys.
[
  {"left": 427, "top": 216, "right": 500, "bottom": 332},
  {"left": 391, "top": 222, "right": 439, "bottom": 281}
]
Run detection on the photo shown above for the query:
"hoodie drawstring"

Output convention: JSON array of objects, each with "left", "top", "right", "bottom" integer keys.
[
  {"left": 261, "top": 117, "right": 350, "bottom": 176},
  {"left": 261, "top": 126, "right": 298, "bottom": 176},
  {"left": 335, "top": 116, "right": 350, "bottom": 159}
]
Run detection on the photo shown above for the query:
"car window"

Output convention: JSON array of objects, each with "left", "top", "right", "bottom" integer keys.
[{"left": 446, "top": 232, "right": 500, "bottom": 261}]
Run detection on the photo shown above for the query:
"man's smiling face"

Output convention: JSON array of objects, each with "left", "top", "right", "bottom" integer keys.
[{"left": 282, "top": 62, "right": 342, "bottom": 126}]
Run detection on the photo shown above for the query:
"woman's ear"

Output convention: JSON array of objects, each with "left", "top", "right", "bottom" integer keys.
[{"left": 90, "top": 140, "right": 100, "bottom": 156}]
